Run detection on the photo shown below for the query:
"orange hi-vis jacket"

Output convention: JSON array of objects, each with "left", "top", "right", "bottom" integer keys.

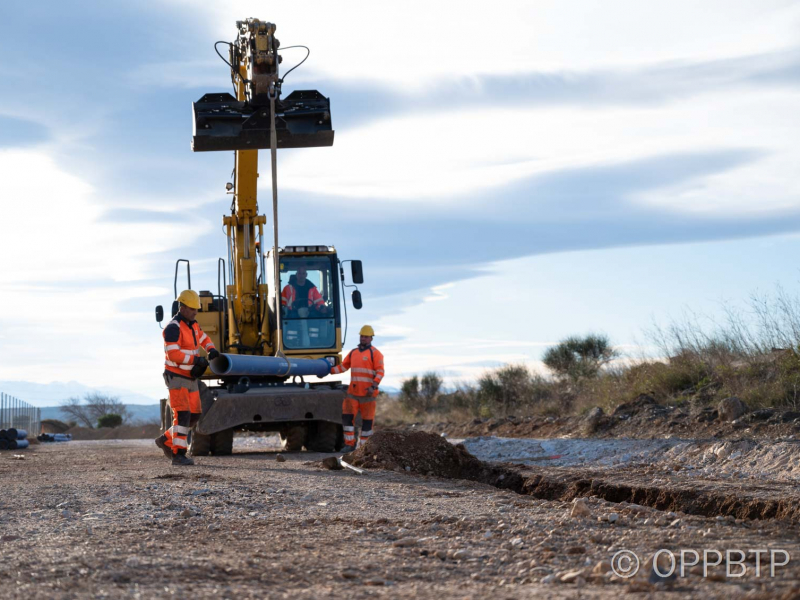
[
  {"left": 331, "top": 344, "right": 384, "bottom": 398},
  {"left": 281, "top": 277, "right": 325, "bottom": 311},
  {"left": 163, "top": 313, "right": 216, "bottom": 378}
]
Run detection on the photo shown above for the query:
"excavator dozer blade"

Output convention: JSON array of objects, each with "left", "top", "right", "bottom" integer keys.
[{"left": 191, "top": 91, "right": 334, "bottom": 152}]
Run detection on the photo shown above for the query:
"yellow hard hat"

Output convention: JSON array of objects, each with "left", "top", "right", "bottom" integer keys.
[
  {"left": 360, "top": 325, "right": 375, "bottom": 337},
  {"left": 177, "top": 290, "right": 201, "bottom": 310}
]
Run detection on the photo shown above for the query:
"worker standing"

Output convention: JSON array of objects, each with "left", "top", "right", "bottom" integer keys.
[
  {"left": 155, "top": 290, "right": 219, "bottom": 465},
  {"left": 331, "top": 325, "right": 384, "bottom": 452}
]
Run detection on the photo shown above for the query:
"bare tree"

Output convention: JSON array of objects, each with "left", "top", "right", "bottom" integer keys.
[
  {"left": 59, "top": 393, "right": 129, "bottom": 428},
  {"left": 60, "top": 396, "right": 95, "bottom": 428},
  {"left": 84, "top": 393, "right": 129, "bottom": 424}
]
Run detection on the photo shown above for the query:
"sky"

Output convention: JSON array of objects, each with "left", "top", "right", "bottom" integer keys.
[{"left": 1, "top": 1, "right": 800, "bottom": 402}]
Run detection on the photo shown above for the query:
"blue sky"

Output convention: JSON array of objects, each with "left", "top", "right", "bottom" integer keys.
[{"left": 1, "top": 1, "right": 800, "bottom": 401}]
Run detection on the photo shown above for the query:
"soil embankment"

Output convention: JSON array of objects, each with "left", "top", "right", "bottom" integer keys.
[
  {"left": 399, "top": 395, "right": 800, "bottom": 441},
  {"left": 349, "top": 430, "right": 800, "bottom": 521}
]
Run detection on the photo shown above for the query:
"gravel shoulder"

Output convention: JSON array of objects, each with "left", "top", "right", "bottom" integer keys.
[{"left": 2, "top": 440, "right": 800, "bottom": 599}]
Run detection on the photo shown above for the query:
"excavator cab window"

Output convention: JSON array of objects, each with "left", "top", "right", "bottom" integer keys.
[{"left": 279, "top": 257, "right": 336, "bottom": 350}]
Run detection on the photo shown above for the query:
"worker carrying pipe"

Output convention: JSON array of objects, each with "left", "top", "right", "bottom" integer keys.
[
  {"left": 331, "top": 325, "right": 384, "bottom": 452},
  {"left": 155, "top": 290, "right": 219, "bottom": 466}
]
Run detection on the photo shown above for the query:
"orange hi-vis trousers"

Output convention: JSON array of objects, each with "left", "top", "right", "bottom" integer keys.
[
  {"left": 342, "top": 395, "right": 376, "bottom": 448},
  {"left": 164, "top": 374, "right": 202, "bottom": 455}
]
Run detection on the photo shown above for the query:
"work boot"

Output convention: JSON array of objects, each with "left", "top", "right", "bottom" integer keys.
[
  {"left": 172, "top": 453, "right": 195, "bottom": 466},
  {"left": 341, "top": 444, "right": 356, "bottom": 454},
  {"left": 155, "top": 435, "right": 172, "bottom": 459}
]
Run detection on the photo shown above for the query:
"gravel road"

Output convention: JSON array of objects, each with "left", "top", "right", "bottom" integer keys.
[{"left": 2, "top": 439, "right": 799, "bottom": 599}]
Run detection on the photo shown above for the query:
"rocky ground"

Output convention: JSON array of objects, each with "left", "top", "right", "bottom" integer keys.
[{"left": 2, "top": 434, "right": 800, "bottom": 599}]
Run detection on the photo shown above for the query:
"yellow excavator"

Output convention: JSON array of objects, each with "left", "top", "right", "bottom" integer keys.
[{"left": 155, "top": 19, "right": 363, "bottom": 454}]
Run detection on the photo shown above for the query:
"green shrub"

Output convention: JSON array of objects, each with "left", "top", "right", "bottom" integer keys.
[
  {"left": 97, "top": 414, "right": 123, "bottom": 429},
  {"left": 399, "top": 372, "right": 443, "bottom": 415},
  {"left": 477, "top": 364, "right": 551, "bottom": 415},
  {"left": 543, "top": 334, "right": 617, "bottom": 380}
]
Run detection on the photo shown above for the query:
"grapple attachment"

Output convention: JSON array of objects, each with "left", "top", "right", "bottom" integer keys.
[{"left": 191, "top": 90, "right": 334, "bottom": 152}]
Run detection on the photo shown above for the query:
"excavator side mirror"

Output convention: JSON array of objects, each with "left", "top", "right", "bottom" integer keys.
[
  {"left": 351, "top": 260, "right": 364, "bottom": 284},
  {"left": 352, "top": 290, "right": 362, "bottom": 310},
  {"left": 155, "top": 306, "right": 164, "bottom": 322}
]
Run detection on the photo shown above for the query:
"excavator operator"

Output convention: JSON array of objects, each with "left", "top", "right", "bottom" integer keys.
[
  {"left": 155, "top": 290, "right": 219, "bottom": 466},
  {"left": 281, "top": 266, "right": 328, "bottom": 317},
  {"left": 331, "top": 325, "right": 384, "bottom": 452}
]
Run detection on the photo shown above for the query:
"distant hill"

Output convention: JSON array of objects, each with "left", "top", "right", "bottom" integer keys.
[
  {"left": 41, "top": 404, "right": 161, "bottom": 424},
  {"left": 0, "top": 380, "right": 159, "bottom": 407}
]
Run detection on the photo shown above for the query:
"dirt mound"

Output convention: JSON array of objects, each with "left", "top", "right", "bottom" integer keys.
[
  {"left": 348, "top": 429, "right": 523, "bottom": 489},
  {"left": 612, "top": 393, "right": 658, "bottom": 417}
]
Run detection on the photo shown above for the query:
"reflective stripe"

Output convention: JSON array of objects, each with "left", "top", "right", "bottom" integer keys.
[
  {"left": 172, "top": 438, "right": 188, "bottom": 448},
  {"left": 360, "top": 429, "right": 373, "bottom": 436},
  {"left": 172, "top": 425, "right": 190, "bottom": 435},
  {"left": 331, "top": 365, "right": 346, "bottom": 374},
  {"left": 180, "top": 349, "right": 198, "bottom": 355},
  {"left": 182, "top": 354, "right": 192, "bottom": 364},
  {"left": 351, "top": 368, "right": 374, "bottom": 375},
  {"left": 351, "top": 377, "right": 374, "bottom": 383},
  {"left": 178, "top": 365, "right": 193, "bottom": 371},
  {"left": 343, "top": 426, "right": 355, "bottom": 432},
  {"left": 165, "top": 360, "right": 178, "bottom": 367},
  {"left": 199, "top": 333, "right": 207, "bottom": 343},
  {"left": 375, "top": 369, "right": 385, "bottom": 375},
  {"left": 164, "top": 344, "right": 180, "bottom": 351}
]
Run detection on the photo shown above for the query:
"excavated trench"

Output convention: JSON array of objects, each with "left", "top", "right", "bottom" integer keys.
[{"left": 347, "top": 430, "right": 800, "bottom": 522}]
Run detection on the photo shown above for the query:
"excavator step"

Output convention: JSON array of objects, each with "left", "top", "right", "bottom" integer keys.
[{"left": 191, "top": 91, "right": 334, "bottom": 152}]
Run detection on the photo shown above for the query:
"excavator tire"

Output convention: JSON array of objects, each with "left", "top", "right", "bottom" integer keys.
[
  {"left": 306, "top": 421, "right": 339, "bottom": 452},
  {"left": 211, "top": 428, "right": 234, "bottom": 455},
  {"left": 280, "top": 425, "right": 307, "bottom": 452},
  {"left": 190, "top": 430, "right": 211, "bottom": 456},
  {"left": 161, "top": 399, "right": 172, "bottom": 433},
  {"left": 190, "top": 382, "right": 215, "bottom": 457}
]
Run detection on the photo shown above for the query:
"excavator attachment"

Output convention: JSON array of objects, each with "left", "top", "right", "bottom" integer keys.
[{"left": 191, "top": 90, "right": 334, "bottom": 152}]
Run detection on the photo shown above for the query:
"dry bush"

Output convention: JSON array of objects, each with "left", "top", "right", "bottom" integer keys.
[{"left": 392, "top": 288, "right": 800, "bottom": 422}]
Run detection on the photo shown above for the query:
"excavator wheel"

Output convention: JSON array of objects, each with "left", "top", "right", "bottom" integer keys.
[
  {"left": 306, "top": 422, "right": 340, "bottom": 452},
  {"left": 211, "top": 428, "right": 234, "bottom": 455},
  {"left": 280, "top": 425, "right": 307, "bottom": 452},
  {"left": 190, "top": 431, "right": 211, "bottom": 456},
  {"left": 160, "top": 398, "right": 170, "bottom": 432},
  {"left": 190, "top": 382, "right": 215, "bottom": 456}
]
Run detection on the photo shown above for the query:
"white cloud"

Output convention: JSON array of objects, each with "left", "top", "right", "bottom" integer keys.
[
  {"left": 0, "top": 149, "right": 207, "bottom": 396},
  {"left": 0, "top": 149, "right": 209, "bottom": 283},
  {"left": 275, "top": 87, "right": 800, "bottom": 215},
  {"left": 196, "top": 0, "right": 800, "bottom": 85},
  {"left": 423, "top": 283, "right": 455, "bottom": 303}
]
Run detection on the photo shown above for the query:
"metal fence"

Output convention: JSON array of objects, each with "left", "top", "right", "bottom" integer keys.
[{"left": 0, "top": 392, "right": 41, "bottom": 434}]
